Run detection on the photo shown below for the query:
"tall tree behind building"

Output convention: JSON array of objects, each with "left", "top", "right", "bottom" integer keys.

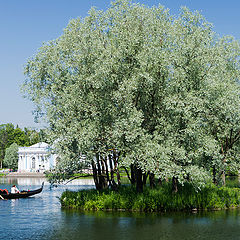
[{"left": 0, "top": 123, "right": 45, "bottom": 168}]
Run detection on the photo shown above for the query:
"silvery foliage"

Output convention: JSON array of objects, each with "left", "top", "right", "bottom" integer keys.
[
  {"left": 23, "top": 0, "right": 240, "bottom": 188},
  {"left": 3, "top": 143, "right": 19, "bottom": 169}
]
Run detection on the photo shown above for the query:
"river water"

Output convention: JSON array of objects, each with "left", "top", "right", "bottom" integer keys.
[{"left": 1, "top": 177, "right": 240, "bottom": 240}]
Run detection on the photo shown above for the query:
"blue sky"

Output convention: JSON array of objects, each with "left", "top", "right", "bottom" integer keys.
[{"left": 1, "top": 0, "right": 240, "bottom": 129}]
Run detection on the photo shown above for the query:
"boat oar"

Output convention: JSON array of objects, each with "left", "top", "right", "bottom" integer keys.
[{"left": 0, "top": 194, "right": 5, "bottom": 200}]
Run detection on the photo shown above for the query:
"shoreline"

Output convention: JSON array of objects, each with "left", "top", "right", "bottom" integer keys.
[{"left": 5, "top": 172, "right": 45, "bottom": 178}]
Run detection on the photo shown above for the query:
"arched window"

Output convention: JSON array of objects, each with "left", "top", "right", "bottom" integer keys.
[{"left": 32, "top": 157, "right": 36, "bottom": 169}]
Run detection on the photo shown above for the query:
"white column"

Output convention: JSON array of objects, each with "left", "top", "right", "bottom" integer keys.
[
  {"left": 28, "top": 154, "right": 31, "bottom": 171},
  {"left": 45, "top": 155, "right": 49, "bottom": 170},
  {"left": 37, "top": 154, "right": 40, "bottom": 171},
  {"left": 18, "top": 155, "right": 21, "bottom": 172}
]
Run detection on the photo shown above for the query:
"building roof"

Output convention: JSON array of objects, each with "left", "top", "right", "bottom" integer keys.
[
  {"left": 29, "top": 142, "right": 49, "bottom": 148},
  {"left": 18, "top": 142, "right": 49, "bottom": 154}
]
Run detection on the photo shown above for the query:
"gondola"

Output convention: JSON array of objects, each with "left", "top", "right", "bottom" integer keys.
[{"left": 0, "top": 182, "right": 44, "bottom": 200}]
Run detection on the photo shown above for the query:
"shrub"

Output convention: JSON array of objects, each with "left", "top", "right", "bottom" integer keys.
[{"left": 60, "top": 183, "right": 240, "bottom": 212}]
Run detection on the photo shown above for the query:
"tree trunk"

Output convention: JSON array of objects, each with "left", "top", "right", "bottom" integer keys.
[
  {"left": 158, "top": 178, "right": 162, "bottom": 186},
  {"left": 94, "top": 153, "right": 108, "bottom": 190},
  {"left": 143, "top": 172, "right": 148, "bottom": 186},
  {"left": 108, "top": 154, "right": 114, "bottom": 183},
  {"left": 136, "top": 167, "right": 143, "bottom": 193},
  {"left": 222, "top": 157, "right": 227, "bottom": 186},
  {"left": 130, "top": 164, "right": 136, "bottom": 185},
  {"left": 104, "top": 156, "right": 110, "bottom": 187},
  {"left": 91, "top": 161, "right": 100, "bottom": 190},
  {"left": 108, "top": 154, "right": 117, "bottom": 190},
  {"left": 172, "top": 176, "right": 178, "bottom": 193},
  {"left": 123, "top": 166, "right": 132, "bottom": 183},
  {"left": 113, "top": 151, "right": 121, "bottom": 187},
  {"left": 222, "top": 171, "right": 226, "bottom": 186},
  {"left": 149, "top": 173, "right": 155, "bottom": 188},
  {"left": 212, "top": 165, "right": 217, "bottom": 185}
]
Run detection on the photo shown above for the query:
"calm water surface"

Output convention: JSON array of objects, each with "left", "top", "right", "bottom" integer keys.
[{"left": 1, "top": 177, "right": 240, "bottom": 240}]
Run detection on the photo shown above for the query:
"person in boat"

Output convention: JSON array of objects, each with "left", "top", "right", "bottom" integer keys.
[{"left": 11, "top": 185, "right": 20, "bottom": 194}]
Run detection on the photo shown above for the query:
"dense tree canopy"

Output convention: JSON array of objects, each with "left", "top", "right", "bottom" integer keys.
[
  {"left": 3, "top": 143, "right": 19, "bottom": 170},
  {"left": 0, "top": 123, "right": 45, "bottom": 168},
  {"left": 23, "top": 0, "right": 240, "bottom": 191}
]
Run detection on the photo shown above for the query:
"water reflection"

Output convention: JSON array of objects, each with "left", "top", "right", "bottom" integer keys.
[
  {"left": 0, "top": 176, "right": 45, "bottom": 185},
  {"left": 0, "top": 176, "right": 94, "bottom": 186},
  {"left": 47, "top": 210, "right": 240, "bottom": 240},
  {"left": 0, "top": 177, "right": 95, "bottom": 240},
  {"left": 1, "top": 177, "right": 240, "bottom": 240}
]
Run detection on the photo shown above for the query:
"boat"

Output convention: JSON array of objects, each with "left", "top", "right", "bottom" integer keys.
[{"left": 0, "top": 182, "right": 44, "bottom": 200}]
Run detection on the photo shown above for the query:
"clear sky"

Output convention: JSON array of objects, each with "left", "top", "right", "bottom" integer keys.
[{"left": 1, "top": 0, "right": 240, "bottom": 129}]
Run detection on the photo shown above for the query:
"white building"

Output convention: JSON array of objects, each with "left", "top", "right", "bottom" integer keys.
[{"left": 18, "top": 142, "right": 57, "bottom": 173}]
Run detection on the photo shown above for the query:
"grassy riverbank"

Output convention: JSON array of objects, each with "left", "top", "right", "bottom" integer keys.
[{"left": 61, "top": 182, "right": 240, "bottom": 212}]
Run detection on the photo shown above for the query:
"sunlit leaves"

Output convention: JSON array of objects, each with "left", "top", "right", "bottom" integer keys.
[{"left": 23, "top": 0, "right": 240, "bottom": 187}]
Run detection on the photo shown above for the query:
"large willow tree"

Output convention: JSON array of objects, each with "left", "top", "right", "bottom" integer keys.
[{"left": 23, "top": 0, "right": 240, "bottom": 191}]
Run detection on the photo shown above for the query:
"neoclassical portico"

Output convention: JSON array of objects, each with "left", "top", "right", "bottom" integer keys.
[{"left": 18, "top": 142, "right": 57, "bottom": 173}]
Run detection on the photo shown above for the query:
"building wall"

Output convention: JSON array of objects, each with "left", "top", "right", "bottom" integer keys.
[{"left": 18, "top": 142, "right": 57, "bottom": 173}]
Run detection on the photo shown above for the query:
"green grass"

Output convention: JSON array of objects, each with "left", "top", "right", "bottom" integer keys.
[
  {"left": 72, "top": 173, "right": 93, "bottom": 179},
  {"left": 60, "top": 182, "right": 240, "bottom": 212}
]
